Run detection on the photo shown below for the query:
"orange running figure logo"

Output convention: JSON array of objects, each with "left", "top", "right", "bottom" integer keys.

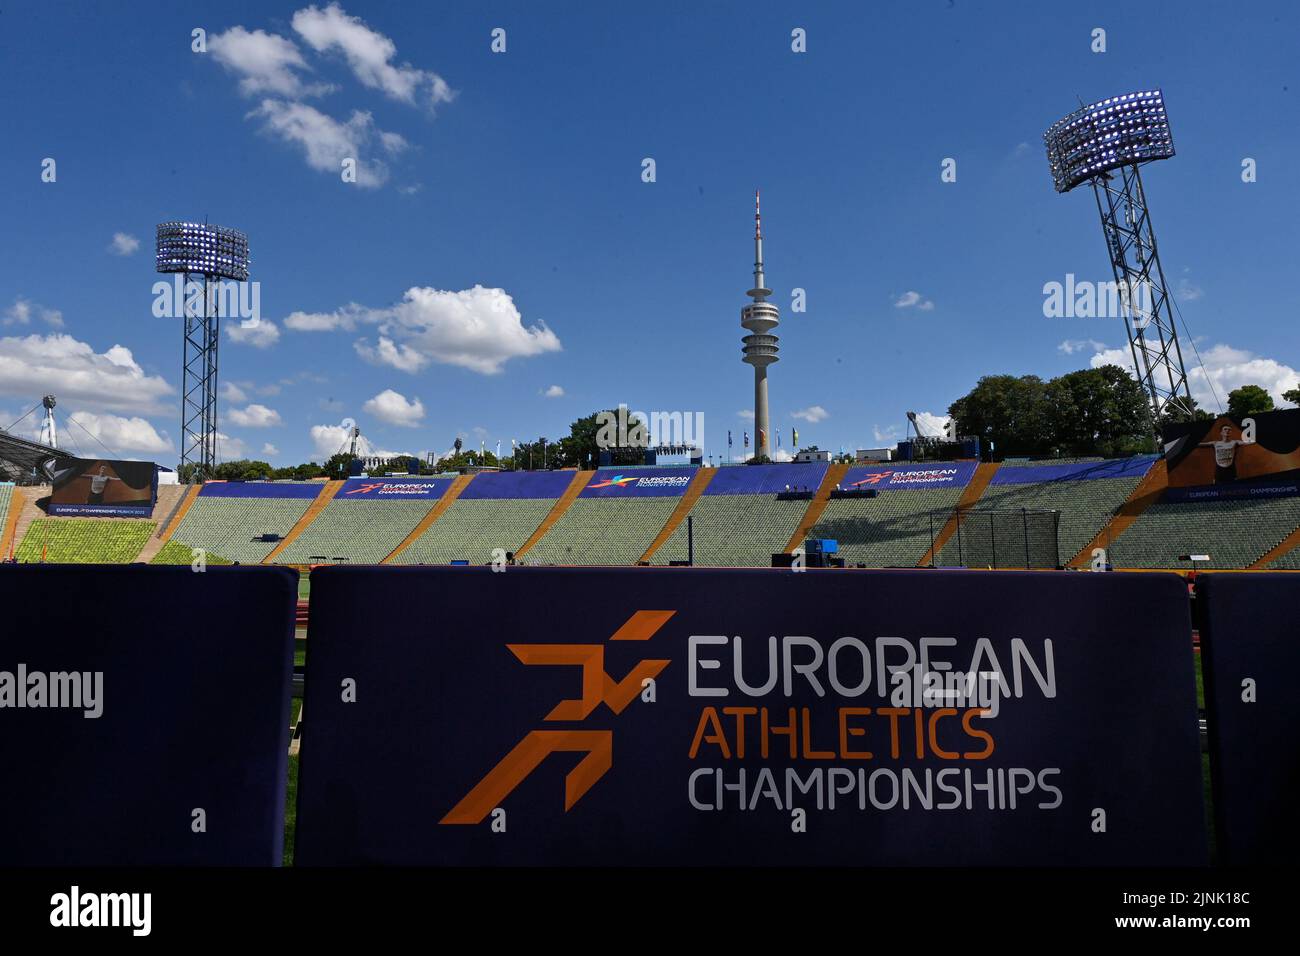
[{"left": 439, "top": 609, "right": 674, "bottom": 824}]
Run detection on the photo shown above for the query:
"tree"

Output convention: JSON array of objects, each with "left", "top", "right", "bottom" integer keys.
[
  {"left": 1283, "top": 387, "right": 1300, "bottom": 406},
  {"left": 1226, "top": 384, "right": 1274, "bottom": 418},
  {"left": 1158, "top": 396, "right": 1214, "bottom": 428},
  {"left": 323, "top": 452, "right": 358, "bottom": 480},
  {"left": 1045, "top": 365, "right": 1152, "bottom": 457},
  {"left": 948, "top": 374, "right": 1054, "bottom": 458}
]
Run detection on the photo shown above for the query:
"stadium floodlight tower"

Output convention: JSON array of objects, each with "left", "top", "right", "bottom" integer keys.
[
  {"left": 39, "top": 395, "right": 58, "bottom": 449},
  {"left": 741, "top": 190, "right": 780, "bottom": 459},
  {"left": 156, "top": 221, "right": 249, "bottom": 481},
  {"left": 1044, "top": 90, "right": 1195, "bottom": 430}
]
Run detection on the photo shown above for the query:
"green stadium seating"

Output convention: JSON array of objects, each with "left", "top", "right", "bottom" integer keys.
[
  {"left": 1110, "top": 496, "right": 1300, "bottom": 569},
  {"left": 165, "top": 497, "right": 314, "bottom": 564},
  {"left": 150, "top": 539, "right": 232, "bottom": 565},
  {"left": 393, "top": 498, "right": 555, "bottom": 565},
  {"left": 16, "top": 518, "right": 156, "bottom": 564},
  {"left": 813, "top": 487, "right": 967, "bottom": 567},
  {"left": 525, "top": 497, "right": 678, "bottom": 565},
  {"left": 0, "top": 483, "right": 13, "bottom": 539},
  {"left": 275, "top": 500, "right": 434, "bottom": 564},
  {"left": 937, "top": 476, "right": 1144, "bottom": 567},
  {"left": 652, "top": 495, "right": 809, "bottom": 567}
]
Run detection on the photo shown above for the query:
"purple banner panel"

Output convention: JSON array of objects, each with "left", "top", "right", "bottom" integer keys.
[
  {"left": 991, "top": 458, "right": 1154, "bottom": 485},
  {"left": 703, "top": 462, "right": 828, "bottom": 495},
  {"left": 459, "top": 471, "right": 577, "bottom": 500}
]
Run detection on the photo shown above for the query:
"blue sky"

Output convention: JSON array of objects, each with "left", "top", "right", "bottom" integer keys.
[{"left": 1, "top": 0, "right": 1297, "bottom": 465}]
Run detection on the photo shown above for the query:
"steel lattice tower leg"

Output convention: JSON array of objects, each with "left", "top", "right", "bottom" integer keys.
[
  {"left": 180, "top": 273, "right": 221, "bottom": 481},
  {"left": 1090, "top": 164, "right": 1195, "bottom": 431}
]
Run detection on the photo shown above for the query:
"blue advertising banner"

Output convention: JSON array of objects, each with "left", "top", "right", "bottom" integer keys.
[
  {"left": 0, "top": 565, "right": 298, "bottom": 865},
  {"left": 581, "top": 467, "right": 696, "bottom": 498},
  {"left": 296, "top": 567, "right": 1205, "bottom": 865},
  {"left": 841, "top": 461, "right": 978, "bottom": 491},
  {"left": 458, "top": 471, "right": 576, "bottom": 500},
  {"left": 704, "top": 463, "right": 828, "bottom": 495},
  {"left": 1197, "top": 572, "right": 1300, "bottom": 865},
  {"left": 991, "top": 458, "right": 1154, "bottom": 485},
  {"left": 337, "top": 477, "right": 453, "bottom": 500}
]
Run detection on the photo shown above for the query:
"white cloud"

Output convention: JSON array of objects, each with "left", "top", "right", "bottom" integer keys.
[
  {"left": 3, "top": 298, "right": 63, "bottom": 328},
  {"left": 219, "top": 381, "right": 249, "bottom": 404},
  {"left": 354, "top": 336, "right": 427, "bottom": 372},
  {"left": 291, "top": 3, "right": 456, "bottom": 110},
  {"left": 873, "top": 424, "right": 901, "bottom": 444},
  {"left": 791, "top": 405, "right": 829, "bottom": 423},
  {"left": 288, "top": 284, "right": 561, "bottom": 375},
  {"left": 1058, "top": 338, "right": 1108, "bottom": 355},
  {"left": 227, "top": 403, "right": 283, "bottom": 428},
  {"left": 542, "top": 384, "right": 564, "bottom": 398},
  {"left": 227, "top": 317, "right": 281, "bottom": 348},
  {"left": 108, "top": 233, "right": 140, "bottom": 256},
  {"left": 249, "top": 99, "right": 398, "bottom": 188},
  {"left": 64, "top": 410, "right": 172, "bottom": 455},
  {"left": 1083, "top": 340, "right": 1300, "bottom": 411},
  {"left": 362, "top": 388, "right": 424, "bottom": 426},
  {"left": 0, "top": 332, "right": 172, "bottom": 413},
  {"left": 308, "top": 422, "right": 408, "bottom": 460},
  {"left": 213, "top": 432, "right": 249, "bottom": 461},
  {"left": 262, "top": 442, "right": 280, "bottom": 457},
  {"left": 1174, "top": 277, "right": 1204, "bottom": 302},
  {"left": 209, "top": 25, "right": 325, "bottom": 98},
  {"left": 893, "top": 291, "right": 935, "bottom": 311},
  {"left": 311, "top": 422, "right": 354, "bottom": 458},
  {"left": 737, "top": 409, "right": 755, "bottom": 421}
]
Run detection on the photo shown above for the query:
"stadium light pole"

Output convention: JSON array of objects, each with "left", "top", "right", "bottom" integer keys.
[
  {"left": 1044, "top": 90, "right": 1195, "bottom": 433},
  {"left": 155, "top": 221, "right": 250, "bottom": 482}
]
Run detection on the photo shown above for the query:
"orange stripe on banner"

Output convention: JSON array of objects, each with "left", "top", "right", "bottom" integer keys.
[{"left": 609, "top": 609, "right": 676, "bottom": 641}]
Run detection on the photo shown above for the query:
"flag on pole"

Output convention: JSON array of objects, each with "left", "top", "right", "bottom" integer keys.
[
  {"left": 793, "top": 427, "right": 799, "bottom": 448},
  {"left": 743, "top": 431, "right": 749, "bottom": 448},
  {"left": 759, "top": 428, "right": 766, "bottom": 449},
  {"left": 727, "top": 430, "right": 733, "bottom": 447},
  {"left": 776, "top": 430, "right": 781, "bottom": 449}
]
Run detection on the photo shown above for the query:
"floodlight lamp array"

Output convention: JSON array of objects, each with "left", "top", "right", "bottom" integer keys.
[
  {"left": 1044, "top": 90, "right": 1174, "bottom": 193},
  {"left": 155, "top": 221, "right": 250, "bottom": 280}
]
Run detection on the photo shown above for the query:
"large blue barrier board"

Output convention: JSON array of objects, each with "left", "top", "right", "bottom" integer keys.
[
  {"left": 0, "top": 565, "right": 298, "bottom": 865},
  {"left": 1197, "top": 572, "right": 1300, "bottom": 865},
  {"left": 296, "top": 567, "right": 1205, "bottom": 865}
]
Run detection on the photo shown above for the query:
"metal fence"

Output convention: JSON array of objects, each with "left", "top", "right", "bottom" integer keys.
[{"left": 930, "top": 508, "right": 1061, "bottom": 569}]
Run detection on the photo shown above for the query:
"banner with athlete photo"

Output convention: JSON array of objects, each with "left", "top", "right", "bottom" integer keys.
[
  {"left": 1162, "top": 408, "right": 1300, "bottom": 501},
  {"left": 47, "top": 458, "right": 157, "bottom": 517}
]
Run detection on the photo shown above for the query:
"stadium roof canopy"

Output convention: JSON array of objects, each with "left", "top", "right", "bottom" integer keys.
[{"left": 0, "top": 429, "right": 74, "bottom": 483}]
